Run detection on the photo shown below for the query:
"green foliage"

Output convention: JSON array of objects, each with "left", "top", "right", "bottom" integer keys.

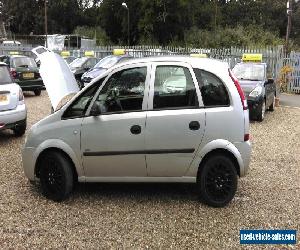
[
  {"left": 184, "top": 25, "right": 284, "bottom": 48},
  {"left": 0, "top": 0, "right": 297, "bottom": 48}
]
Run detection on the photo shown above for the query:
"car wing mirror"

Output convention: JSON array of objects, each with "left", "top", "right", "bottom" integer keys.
[
  {"left": 265, "top": 78, "right": 274, "bottom": 86},
  {"left": 90, "top": 102, "right": 101, "bottom": 116}
]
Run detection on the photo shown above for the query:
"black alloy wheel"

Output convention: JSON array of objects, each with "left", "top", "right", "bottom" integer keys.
[
  {"left": 40, "top": 151, "right": 74, "bottom": 201},
  {"left": 198, "top": 153, "right": 237, "bottom": 207}
]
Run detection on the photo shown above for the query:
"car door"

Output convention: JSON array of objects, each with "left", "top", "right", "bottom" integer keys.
[
  {"left": 81, "top": 63, "right": 151, "bottom": 177},
  {"left": 145, "top": 62, "right": 206, "bottom": 177}
]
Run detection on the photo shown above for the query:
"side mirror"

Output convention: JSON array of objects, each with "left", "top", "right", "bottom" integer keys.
[
  {"left": 90, "top": 102, "right": 101, "bottom": 116},
  {"left": 266, "top": 78, "right": 274, "bottom": 85}
]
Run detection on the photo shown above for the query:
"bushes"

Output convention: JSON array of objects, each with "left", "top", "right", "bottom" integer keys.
[{"left": 184, "top": 25, "right": 283, "bottom": 48}]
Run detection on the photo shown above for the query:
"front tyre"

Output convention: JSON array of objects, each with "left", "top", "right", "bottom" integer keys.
[
  {"left": 40, "top": 151, "right": 74, "bottom": 201},
  {"left": 257, "top": 100, "right": 266, "bottom": 122},
  {"left": 197, "top": 153, "right": 237, "bottom": 207}
]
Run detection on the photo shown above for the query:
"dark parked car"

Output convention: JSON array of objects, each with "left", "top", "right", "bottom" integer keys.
[
  {"left": 0, "top": 55, "right": 44, "bottom": 96},
  {"left": 81, "top": 55, "right": 132, "bottom": 87},
  {"left": 63, "top": 56, "right": 77, "bottom": 65},
  {"left": 69, "top": 57, "right": 99, "bottom": 88},
  {"left": 232, "top": 62, "right": 276, "bottom": 121}
]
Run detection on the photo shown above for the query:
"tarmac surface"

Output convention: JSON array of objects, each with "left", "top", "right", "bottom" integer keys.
[{"left": 279, "top": 93, "right": 300, "bottom": 108}]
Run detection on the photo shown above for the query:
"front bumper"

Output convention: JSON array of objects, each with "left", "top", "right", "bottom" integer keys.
[
  {"left": 22, "top": 147, "right": 36, "bottom": 180},
  {"left": 247, "top": 96, "right": 264, "bottom": 118},
  {"left": 0, "top": 104, "right": 27, "bottom": 130}
]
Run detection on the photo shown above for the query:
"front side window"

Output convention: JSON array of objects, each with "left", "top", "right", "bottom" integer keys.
[
  {"left": 194, "top": 68, "right": 230, "bottom": 107},
  {"left": 153, "top": 65, "right": 198, "bottom": 109},
  {"left": 93, "top": 67, "right": 147, "bottom": 114},
  {"left": 63, "top": 81, "right": 101, "bottom": 119}
]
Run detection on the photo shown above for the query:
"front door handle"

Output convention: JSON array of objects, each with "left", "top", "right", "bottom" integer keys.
[
  {"left": 130, "top": 125, "right": 141, "bottom": 135},
  {"left": 189, "top": 121, "right": 200, "bottom": 130}
]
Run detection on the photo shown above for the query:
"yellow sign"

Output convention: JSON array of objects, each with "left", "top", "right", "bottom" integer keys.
[
  {"left": 242, "top": 54, "right": 263, "bottom": 62},
  {"left": 190, "top": 53, "right": 207, "bottom": 58},
  {"left": 23, "top": 72, "right": 34, "bottom": 79},
  {"left": 61, "top": 51, "right": 70, "bottom": 58},
  {"left": 84, "top": 51, "right": 95, "bottom": 57},
  {"left": 113, "top": 49, "right": 125, "bottom": 56},
  {"left": 9, "top": 51, "right": 19, "bottom": 55}
]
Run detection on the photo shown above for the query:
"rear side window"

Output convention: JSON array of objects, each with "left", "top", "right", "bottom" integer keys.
[
  {"left": 153, "top": 65, "right": 199, "bottom": 109},
  {"left": 0, "top": 66, "right": 13, "bottom": 84},
  {"left": 193, "top": 68, "right": 230, "bottom": 107}
]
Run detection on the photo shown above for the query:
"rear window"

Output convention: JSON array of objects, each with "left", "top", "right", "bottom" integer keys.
[
  {"left": 12, "top": 57, "right": 37, "bottom": 68},
  {"left": 0, "top": 66, "right": 13, "bottom": 84}
]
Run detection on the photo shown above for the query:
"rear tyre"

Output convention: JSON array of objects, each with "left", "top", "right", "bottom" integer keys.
[
  {"left": 257, "top": 100, "right": 266, "bottom": 122},
  {"left": 197, "top": 153, "right": 237, "bottom": 207},
  {"left": 39, "top": 151, "right": 74, "bottom": 201},
  {"left": 13, "top": 121, "right": 26, "bottom": 137},
  {"left": 34, "top": 89, "right": 41, "bottom": 96},
  {"left": 268, "top": 96, "right": 275, "bottom": 112}
]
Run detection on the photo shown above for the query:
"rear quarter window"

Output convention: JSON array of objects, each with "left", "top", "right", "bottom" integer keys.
[
  {"left": 193, "top": 68, "right": 230, "bottom": 107},
  {"left": 0, "top": 66, "right": 13, "bottom": 84}
]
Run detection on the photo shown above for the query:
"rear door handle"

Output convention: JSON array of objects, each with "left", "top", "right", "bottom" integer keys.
[
  {"left": 189, "top": 121, "right": 200, "bottom": 130},
  {"left": 130, "top": 125, "right": 141, "bottom": 134}
]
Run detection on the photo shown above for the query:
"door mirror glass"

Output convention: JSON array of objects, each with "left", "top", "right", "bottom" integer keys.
[{"left": 90, "top": 102, "right": 101, "bottom": 116}]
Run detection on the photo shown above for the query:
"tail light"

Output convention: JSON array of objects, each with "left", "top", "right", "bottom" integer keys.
[
  {"left": 10, "top": 68, "right": 17, "bottom": 79},
  {"left": 244, "top": 134, "right": 250, "bottom": 142},
  {"left": 19, "top": 88, "right": 24, "bottom": 101},
  {"left": 228, "top": 69, "right": 247, "bottom": 110}
]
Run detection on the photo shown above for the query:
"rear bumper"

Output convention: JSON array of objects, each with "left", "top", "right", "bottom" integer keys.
[
  {"left": 15, "top": 78, "right": 45, "bottom": 91},
  {"left": 233, "top": 141, "right": 251, "bottom": 177},
  {"left": 0, "top": 104, "right": 27, "bottom": 130}
]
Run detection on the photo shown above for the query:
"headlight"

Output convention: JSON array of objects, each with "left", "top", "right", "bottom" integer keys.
[{"left": 249, "top": 86, "right": 263, "bottom": 97}]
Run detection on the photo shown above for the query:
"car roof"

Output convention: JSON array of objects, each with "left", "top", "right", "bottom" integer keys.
[{"left": 116, "top": 56, "right": 228, "bottom": 70}]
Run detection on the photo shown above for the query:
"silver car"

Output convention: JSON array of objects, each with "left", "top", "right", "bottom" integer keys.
[
  {"left": 22, "top": 50, "right": 251, "bottom": 207},
  {"left": 0, "top": 62, "right": 27, "bottom": 136}
]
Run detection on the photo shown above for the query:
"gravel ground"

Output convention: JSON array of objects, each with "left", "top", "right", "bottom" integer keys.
[{"left": 0, "top": 91, "right": 299, "bottom": 249}]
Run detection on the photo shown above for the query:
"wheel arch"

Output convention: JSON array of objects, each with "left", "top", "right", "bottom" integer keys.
[
  {"left": 33, "top": 139, "right": 84, "bottom": 181},
  {"left": 197, "top": 148, "right": 240, "bottom": 178},
  {"left": 186, "top": 139, "right": 245, "bottom": 177},
  {"left": 35, "top": 148, "right": 78, "bottom": 182}
]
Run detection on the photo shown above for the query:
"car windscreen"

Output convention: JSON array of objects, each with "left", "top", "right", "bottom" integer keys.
[
  {"left": 232, "top": 64, "right": 265, "bottom": 81},
  {"left": 69, "top": 57, "right": 88, "bottom": 68},
  {"left": 12, "top": 57, "right": 37, "bottom": 68},
  {"left": 94, "top": 56, "right": 120, "bottom": 69},
  {"left": 0, "top": 66, "right": 13, "bottom": 84}
]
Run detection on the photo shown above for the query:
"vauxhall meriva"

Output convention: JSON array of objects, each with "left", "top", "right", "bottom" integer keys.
[{"left": 22, "top": 49, "right": 251, "bottom": 207}]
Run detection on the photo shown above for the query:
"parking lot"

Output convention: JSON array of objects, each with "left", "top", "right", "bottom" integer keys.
[{"left": 0, "top": 91, "right": 299, "bottom": 248}]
